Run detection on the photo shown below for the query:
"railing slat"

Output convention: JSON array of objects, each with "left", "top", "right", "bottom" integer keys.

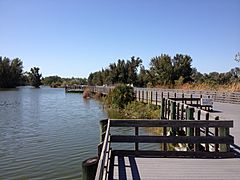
[
  {"left": 110, "top": 135, "right": 234, "bottom": 144},
  {"left": 110, "top": 119, "right": 233, "bottom": 128}
]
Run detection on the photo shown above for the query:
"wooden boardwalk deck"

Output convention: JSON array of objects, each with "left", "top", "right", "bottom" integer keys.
[
  {"left": 111, "top": 156, "right": 240, "bottom": 180},
  {"left": 91, "top": 86, "right": 240, "bottom": 180}
]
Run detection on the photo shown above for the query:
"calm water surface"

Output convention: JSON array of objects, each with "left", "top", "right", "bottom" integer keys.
[{"left": 0, "top": 87, "right": 107, "bottom": 179}]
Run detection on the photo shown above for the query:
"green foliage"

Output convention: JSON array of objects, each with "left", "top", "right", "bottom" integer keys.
[
  {"left": 149, "top": 54, "right": 174, "bottom": 85},
  {"left": 28, "top": 67, "right": 42, "bottom": 88},
  {"left": 0, "top": 56, "right": 23, "bottom": 88},
  {"left": 106, "top": 84, "right": 135, "bottom": 109},
  {"left": 88, "top": 56, "right": 142, "bottom": 86},
  {"left": 41, "top": 76, "right": 87, "bottom": 87},
  {"left": 107, "top": 101, "right": 160, "bottom": 119}
]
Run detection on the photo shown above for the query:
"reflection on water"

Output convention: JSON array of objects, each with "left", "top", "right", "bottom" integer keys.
[{"left": 0, "top": 86, "right": 107, "bottom": 179}]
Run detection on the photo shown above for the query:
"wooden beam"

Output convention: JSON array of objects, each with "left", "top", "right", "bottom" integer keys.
[
  {"left": 110, "top": 119, "right": 233, "bottom": 128},
  {"left": 110, "top": 135, "right": 234, "bottom": 144},
  {"left": 112, "top": 150, "right": 235, "bottom": 158}
]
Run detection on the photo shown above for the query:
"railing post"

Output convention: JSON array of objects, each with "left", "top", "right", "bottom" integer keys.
[
  {"left": 146, "top": 91, "right": 148, "bottom": 104},
  {"left": 186, "top": 108, "right": 194, "bottom": 150},
  {"left": 135, "top": 127, "right": 139, "bottom": 151},
  {"left": 205, "top": 113, "right": 209, "bottom": 151},
  {"left": 220, "top": 126, "right": 230, "bottom": 152},
  {"left": 138, "top": 90, "right": 140, "bottom": 101},
  {"left": 98, "top": 119, "right": 108, "bottom": 157},
  {"left": 142, "top": 90, "right": 144, "bottom": 102},
  {"left": 99, "top": 119, "right": 108, "bottom": 143},
  {"left": 170, "top": 101, "right": 177, "bottom": 135},
  {"left": 195, "top": 110, "right": 201, "bottom": 151},
  {"left": 150, "top": 91, "right": 153, "bottom": 104},
  {"left": 160, "top": 98, "right": 165, "bottom": 119},
  {"left": 215, "top": 116, "right": 219, "bottom": 152},
  {"left": 155, "top": 91, "right": 158, "bottom": 106},
  {"left": 167, "top": 100, "right": 171, "bottom": 119}
]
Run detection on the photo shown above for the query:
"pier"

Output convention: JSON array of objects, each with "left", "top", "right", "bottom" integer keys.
[{"left": 80, "top": 86, "right": 240, "bottom": 180}]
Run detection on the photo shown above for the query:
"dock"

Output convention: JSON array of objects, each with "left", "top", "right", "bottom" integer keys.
[
  {"left": 87, "top": 86, "right": 240, "bottom": 180},
  {"left": 65, "top": 85, "right": 85, "bottom": 93}
]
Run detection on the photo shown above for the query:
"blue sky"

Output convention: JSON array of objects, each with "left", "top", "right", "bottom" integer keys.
[{"left": 0, "top": 0, "right": 239, "bottom": 78}]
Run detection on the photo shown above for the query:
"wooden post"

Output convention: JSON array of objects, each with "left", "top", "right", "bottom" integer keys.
[
  {"left": 180, "top": 104, "right": 184, "bottom": 120},
  {"left": 190, "top": 94, "right": 193, "bottom": 105},
  {"left": 176, "top": 103, "right": 180, "bottom": 120},
  {"left": 82, "top": 157, "right": 99, "bottom": 180},
  {"left": 142, "top": 90, "right": 144, "bottom": 102},
  {"left": 160, "top": 98, "right": 165, "bottom": 119},
  {"left": 220, "top": 127, "right": 230, "bottom": 152},
  {"left": 215, "top": 116, "right": 219, "bottom": 152},
  {"left": 171, "top": 101, "right": 177, "bottom": 135},
  {"left": 138, "top": 90, "right": 140, "bottom": 101},
  {"left": 146, "top": 91, "right": 148, "bottom": 104},
  {"left": 167, "top": 100, "right": 171, "bottom": 119},
  {"left": 186, "top": 108, "right": 194, "bottom": 135},
  {"left": 186, "top": 108, "right": 194, "bottom": 150},
  {"left": 99, "top": 119, "right": 108, "bottom": 143},
  {"left": 150, "top": 91, "right": 153, "bottom": 104},
  {"left": 195, "top": 110, "right": 201, "bottom": 151},
  {"left": 205, "top": 113, "right": 209, "bottom": 151},
  {"left": 164, "top": 99, "right": 168, "bottom": 118},
  {"left": 155, "top": 92, "right": 158, "bottom": 106},
  {"left": 135, "top": 127, "right": 139, "bottom": 151}
]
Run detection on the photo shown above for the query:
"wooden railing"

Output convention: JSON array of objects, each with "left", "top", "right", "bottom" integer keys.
[
  {"left": 135, "top": 87, "right": 240, "bottom": 104},
  {"left": 86, "top": 86, "right": 240, "bottom": 104},
  {"left": 95, "top": 119, "right": 111, "bottom": 180},
  {"left": 110, "top": 119, "right": 234, "bottom": 158},
  {"left": 95, "top": 119, "right": 235, "bottom": 180}
]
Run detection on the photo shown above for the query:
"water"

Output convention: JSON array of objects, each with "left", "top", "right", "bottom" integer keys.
[{"left": 0, "top": 87, "right": 107, "bottom": 179}]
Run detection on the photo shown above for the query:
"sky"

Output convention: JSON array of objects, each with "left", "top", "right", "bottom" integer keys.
[{"left": 0, "top": 0, "right": 239, "bottom": 78}]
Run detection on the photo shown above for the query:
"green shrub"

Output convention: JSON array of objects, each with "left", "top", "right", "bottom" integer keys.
[{"left": 106, "top": 84, "right": 135, "bottom": 109}]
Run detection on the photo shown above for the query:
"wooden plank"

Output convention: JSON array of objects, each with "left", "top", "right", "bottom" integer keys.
[
  {"left": 110, "top": 135, "right": 234, "bottom": 144},
  {"left": 111, "top": 156, "right": 240, "bottom": 180},
  {"left": 110, "top": 119, "right": 234, "bottom": 128}
]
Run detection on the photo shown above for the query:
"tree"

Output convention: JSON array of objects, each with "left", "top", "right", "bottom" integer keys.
[
  {"left": 106, "top": 84, "right": 135, "bottom": 109},
  {"left": 28, "top": 67, "right": 42, "bottom": 88},
  {"left": 149, "top": 54, "right": 174, "bottom": 85},
  {"left": 0, "top": 56, "right": 23, "bottom": 88},
  {"left": 173, "top": 54, "right": 193, "bottom": 83}
]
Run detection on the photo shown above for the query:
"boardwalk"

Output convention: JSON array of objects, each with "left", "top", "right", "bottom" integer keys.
[
  {"left": 108, "top": 103, "right": 240, "bottom": 180},
  {"left": 86, "top": 86, "right": 240, "bottom": 180},
  {"left": 111, "top": 157, "right": 240, "bottom": 180}
]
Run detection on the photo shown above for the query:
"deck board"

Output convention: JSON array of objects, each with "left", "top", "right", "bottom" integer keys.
[{"left": 111, "top": 156, "right": 240, "bottom": 180}]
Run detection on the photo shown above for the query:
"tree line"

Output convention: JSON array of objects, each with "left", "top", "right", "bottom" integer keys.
[
  {"left": 87, "top": 54, "right": 240, "bottom": 88},
  {"left": 0, "top": 56, "right": 42, "bottom": 88}
]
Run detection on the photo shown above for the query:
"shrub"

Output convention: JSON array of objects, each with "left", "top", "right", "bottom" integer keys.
[{"left": 106, "top": 84, "right": 135, "bottom": 109}]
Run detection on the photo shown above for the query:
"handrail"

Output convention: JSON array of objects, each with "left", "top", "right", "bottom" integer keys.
[
  {"left": 110, "top": 119, "right": 233, "bottom": 128},
  {"left": 109, "top": 119, "right": 234, "bottom": 158},
  {"left": 95, "top": 119, "right": 110, "bottom": 180}
]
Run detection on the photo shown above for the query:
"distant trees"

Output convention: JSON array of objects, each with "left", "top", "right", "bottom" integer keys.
[
  {"left": 0, "top": 56, "right": 23, "bottom": 88},
  {"left": 88, "top": 56, "right": 142, "bottom": 86},
  {"left": 41, "top": 76, "right": 88, "bottom": 87},
  {"left": 88, "top": 53, "right": 239, "bottom": 88},
  {"left": 28, "top": 67, "right": 42, "bottom": 88}
]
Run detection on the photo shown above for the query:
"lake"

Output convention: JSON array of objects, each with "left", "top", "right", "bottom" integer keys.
[{"left": 0, "top": 86, "right": 107, "bottom": 179}]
